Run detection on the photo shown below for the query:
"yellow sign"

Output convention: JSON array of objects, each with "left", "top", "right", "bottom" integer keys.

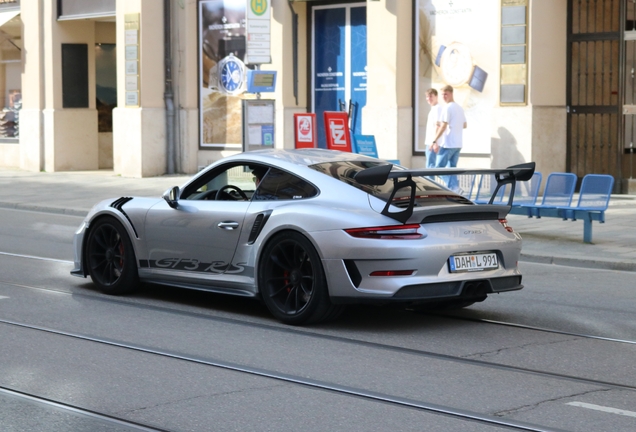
[{"left": 250, "top": 0, "right": 267, "bottom": 16}]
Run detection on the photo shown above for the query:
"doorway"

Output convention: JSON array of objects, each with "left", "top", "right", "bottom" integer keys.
[
  {"left": 96, "top": 43, "right": 117, "bottom": 169},
  {"left": 566, "top": 0, "right": 623, "bottom": 190},
  {"left": 312, "top": 3, "right": 367, "bottom": 148}
]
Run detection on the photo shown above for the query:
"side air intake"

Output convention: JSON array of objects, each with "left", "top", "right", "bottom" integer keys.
[{"left": 248, "top": 210, "right": 272, "bottom": 244}]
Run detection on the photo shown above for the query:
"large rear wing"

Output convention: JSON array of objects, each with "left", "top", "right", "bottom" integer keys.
[{"left": 353, "top": 162, "right": 536, "bottom": 223}]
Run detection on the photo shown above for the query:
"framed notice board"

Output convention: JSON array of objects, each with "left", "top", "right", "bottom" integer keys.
[
  {"left": 242, "top": 99, "right": 275, "bottom": 152},
  {"left": 500, "top": 0, "right": 528, "bottom": 105}
]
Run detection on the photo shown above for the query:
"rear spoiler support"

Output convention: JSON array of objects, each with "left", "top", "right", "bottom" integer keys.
[{"left": 353, "top": 162, "right": 536, "bottom": 224}]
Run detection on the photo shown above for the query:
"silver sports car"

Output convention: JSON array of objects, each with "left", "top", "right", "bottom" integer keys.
[{"left": 71, "top": 149, "right": 535, "bottom": 325}]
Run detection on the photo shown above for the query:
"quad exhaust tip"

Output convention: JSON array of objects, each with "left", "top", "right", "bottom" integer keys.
[{"left": 462, "top": 281, "right": 491, "bottom": 300}]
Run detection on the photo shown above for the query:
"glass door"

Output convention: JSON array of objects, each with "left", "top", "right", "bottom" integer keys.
[{"left": 312, "top": 3, "right": 367, "bottom": 148}]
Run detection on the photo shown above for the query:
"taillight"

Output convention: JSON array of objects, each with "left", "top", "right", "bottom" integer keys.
[
  {"left": 499, "top": 219, "right": 514, "bottom": 233},
  {"left": 344, "top": 224, "right": 423, "bottom": 239}
]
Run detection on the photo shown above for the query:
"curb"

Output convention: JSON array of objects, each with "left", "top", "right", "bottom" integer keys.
[
  {"left": 0, "top": 202, "right": 88, "bottom": 218},
  {"left": 520, "top": 253, "right": 636, "bottom": 272}
]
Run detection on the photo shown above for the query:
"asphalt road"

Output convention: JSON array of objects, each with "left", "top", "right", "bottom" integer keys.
[{"left": 1, "top": 207, "right": 635, "bottom": 431}]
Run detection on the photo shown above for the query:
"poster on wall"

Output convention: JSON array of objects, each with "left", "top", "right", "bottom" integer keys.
[
  {"left": 199, "top": 0, "right": 247, "bottom": 149},
  {"left": 414, "top": 0, "right": 497, "bottom": 156}
]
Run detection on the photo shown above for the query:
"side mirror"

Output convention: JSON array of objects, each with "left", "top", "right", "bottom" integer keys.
[{"left": 163, "top": 186, "right": 180, "bottom": 208}]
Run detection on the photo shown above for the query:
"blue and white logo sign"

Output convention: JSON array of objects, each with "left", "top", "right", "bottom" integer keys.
[{"left": 218, "top": 54, "right": 246, "bottom": 95}]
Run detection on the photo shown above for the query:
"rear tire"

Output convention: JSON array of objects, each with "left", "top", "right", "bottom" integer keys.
[
  {"left": 86, "top": 217, "right": 139, "bottom": 295},
  {"left": 258, "top": 231, "right": 341, "bottom": 325}
]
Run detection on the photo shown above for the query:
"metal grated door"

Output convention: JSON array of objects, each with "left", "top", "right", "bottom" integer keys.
[
  {"left": 567, "top": 0, "right": 623, "bottom": 190},
  {"left": 624, "top": 0, "right": 636, "bottom": 180}
]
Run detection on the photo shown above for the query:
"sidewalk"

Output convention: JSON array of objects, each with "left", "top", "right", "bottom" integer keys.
[{"left": 1, "top": 168, "right": 635, "bottom": 272}]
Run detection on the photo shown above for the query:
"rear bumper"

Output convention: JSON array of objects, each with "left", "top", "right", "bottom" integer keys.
[{"left": 331, "top": 275, "right": 522, "bottom": 305}]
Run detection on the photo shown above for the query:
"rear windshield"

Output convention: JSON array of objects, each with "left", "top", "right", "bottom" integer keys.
[{"left": 309, "top": 161, "right": 472, "bottom": 208}]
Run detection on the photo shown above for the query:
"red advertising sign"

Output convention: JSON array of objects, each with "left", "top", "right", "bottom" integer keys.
[
  {"left": 323, "top": 111, "right": 352, "bottom": 152},
  {"left": 294, "top": 113, "right": 316, "bottom": 148}
]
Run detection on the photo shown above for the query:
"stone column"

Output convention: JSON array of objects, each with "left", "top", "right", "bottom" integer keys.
[
  {"left": 19, "top": 0, "right": 45, "bottom": 171},
  {"left": 493, "top": 0, "right": 567, "bottom": 175},
  {"left": 20, "top": 1, "right": 99, "bottom": 172},
  {"left": 112, "top": 0, "right": 166, "bottom": 177},
  {"left": 362, "top": 0, "right": 413, "bottom": 164}
]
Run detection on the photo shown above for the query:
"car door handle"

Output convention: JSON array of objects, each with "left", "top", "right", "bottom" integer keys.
[{"left": 217, "top": 221, "right": 239, "bottom": 230}]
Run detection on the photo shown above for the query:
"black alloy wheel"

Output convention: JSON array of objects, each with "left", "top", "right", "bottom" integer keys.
[
  {"left": 86, "top": 217, "right": 139, "bottom": 295},
  {"left": 259, "top": 231, "right": 341, "bottom": 325}
]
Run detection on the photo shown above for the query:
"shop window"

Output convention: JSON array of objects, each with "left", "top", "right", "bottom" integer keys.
[
  {"left": 58, "top": 0, "right": 116, "bottom": 20},
  {"left": 0, "top": 10, "right": 21, "bottom": 140},
  {"left": 96, "top": 43, "right": 116, "bottom": 132},
  {"left": 62, "top": 43, "right": 89, "bottom": 108}
]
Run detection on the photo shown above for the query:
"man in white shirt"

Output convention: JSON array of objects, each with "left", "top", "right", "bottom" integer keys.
[
  {"left": 430, "top": 85, "right": 467, "bottom": 192},
  {"left": 424, "top": 88, "right": 443, "bottom": 169}
]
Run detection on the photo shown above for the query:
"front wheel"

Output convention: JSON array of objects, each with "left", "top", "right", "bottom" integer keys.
[
  {"left": 258, "top": 231, "right": 342, "bottom": 325},
  {"left": 86, "top": 217, "right": 139, "bottom": 295}
]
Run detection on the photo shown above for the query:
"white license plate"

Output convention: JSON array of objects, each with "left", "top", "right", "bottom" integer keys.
[{"left": 449, "top": 253, "right": 498, "bottom": 273}]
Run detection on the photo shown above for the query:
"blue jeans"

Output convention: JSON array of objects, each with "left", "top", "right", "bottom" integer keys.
[
  {"left": 425, "top": 145, "right": 436, "bottom": 169},
  {"left": 435, "top": 147, "right": 461, "bottom": 190}
]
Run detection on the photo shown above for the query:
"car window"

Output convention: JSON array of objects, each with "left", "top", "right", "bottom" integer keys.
[
  {"left": 181, "top": 164, "right": 258, "bottom": 201},
  {"left": 180, "top": 164, "right": 316, "bottom": 202},
  {"left": 309, "top": 160, "right": 471, "bottom": 207},
  {"left": 252, "top": 169, "right": 318, "bottom": 201}
]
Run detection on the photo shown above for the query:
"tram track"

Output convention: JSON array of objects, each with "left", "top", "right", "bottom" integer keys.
[
  {"left": 0, "top": 317, "right": 566, "bottom": 432},
  {"left": 0, "top": 385, "right": 170, "bottom": 432},
  {"left": 0, "top": 251, "right": 631, "bottom": 431},
  {"left": 430, "top": 312, "right": 636, "bottom": 346},
  {"left": 3, "top": 251, "right": 636, "bottom": 343},
  {"left": 2, "top": 277, "right": 636, "bottom": 395}
]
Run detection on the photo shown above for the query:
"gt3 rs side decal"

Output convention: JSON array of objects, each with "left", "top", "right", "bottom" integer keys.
[{"left": 140, "top": 259, "right": 252, "bottom": 276}]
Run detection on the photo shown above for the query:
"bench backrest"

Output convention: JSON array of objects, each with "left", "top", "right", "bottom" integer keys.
[
  {"left": 540, "top": 172, "right": 577, "bottom": 207},
  {"left": 455, "top": 174, "right": 477, "bottom": 199},
  {"left": 474, "top": 174, "right": 506, "bottom": 204},
  {"left": 576, "top": 174, "right": 614, "bottom": 210},
  {"left": 513, "top": 172, "right": 542, "bottom": 205}
]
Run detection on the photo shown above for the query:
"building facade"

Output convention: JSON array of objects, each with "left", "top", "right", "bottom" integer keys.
[{"left": 0, "top": 0, "right": 633, "bottom": 191}]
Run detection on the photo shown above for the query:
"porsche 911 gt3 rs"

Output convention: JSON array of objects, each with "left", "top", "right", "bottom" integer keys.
[{"left": 71, "top": 149, "right": 535, "bottom": 325}]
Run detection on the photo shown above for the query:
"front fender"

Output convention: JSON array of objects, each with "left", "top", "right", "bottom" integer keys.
[{"left": 72, "top": 197, "right": 152, "bottom": 277}]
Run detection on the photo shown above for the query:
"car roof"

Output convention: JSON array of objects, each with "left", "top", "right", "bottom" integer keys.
[
  {"left": 184, "top": 148, "right": 394, "bottom": 193},
  {"left": 225, "top": 148, "right": 384, "bottom": 167}
]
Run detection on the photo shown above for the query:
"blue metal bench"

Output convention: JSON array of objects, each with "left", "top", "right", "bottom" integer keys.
[
  {"left": 509, "top": 173, "right": 613, "bottom": 243},
  {"left": 476, "top": 171, "right": 542, "bottom": 205},
  {"left": 432, "top": 174, "right": 477, "bottom": 199},
  {"left": 511, "top": 172, "right": 542, "bottom": 206},
  {"left": 511, "top": 172, "right": 577, "bottom": 217},
  {"left": 474, "top": 174, "right": 507, "bottom": 204},
  {"left": 471, "top": 171, "right": 541, "bottom": 205}
]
